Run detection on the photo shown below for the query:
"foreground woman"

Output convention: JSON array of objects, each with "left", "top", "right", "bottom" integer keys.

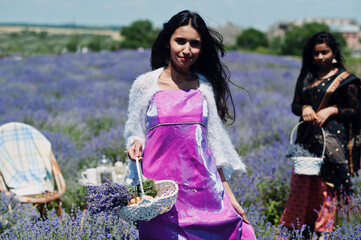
[{"left": 124, "top": 10, "right": 255, "bottom": 240}]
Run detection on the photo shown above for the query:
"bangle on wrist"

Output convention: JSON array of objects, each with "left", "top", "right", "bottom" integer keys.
[{"left": 302, "top": 105, "right": 313, "bottom": 111}]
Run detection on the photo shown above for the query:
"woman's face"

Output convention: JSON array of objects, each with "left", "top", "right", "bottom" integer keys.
[
  {"left": 313, "top": 43, "right": 334, "bottom": 68},
  {"left": 168, "top": 23, "right": 202, "bottom": 72}
]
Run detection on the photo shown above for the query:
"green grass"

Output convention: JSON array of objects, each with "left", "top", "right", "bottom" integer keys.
[{"left": 0, "top": 30, "right": 118, "bottom": 57}]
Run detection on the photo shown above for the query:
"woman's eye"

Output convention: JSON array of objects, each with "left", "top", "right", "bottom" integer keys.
[
  {"left": 313, "top": 51, "right": 329, "bottom": 56},
  {"left": 175, "top": 39, "right": 186, "bottom": 44},
  {"left": 190, "top": 40, "right": 201, "bottom": 48}
]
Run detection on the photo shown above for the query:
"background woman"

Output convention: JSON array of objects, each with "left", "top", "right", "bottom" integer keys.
[
  {"left": 124, "top": 10, "right": 255, "bottom": 240},
  {"left": 280, "top": 32, "right": 360, "bottom": 239}
]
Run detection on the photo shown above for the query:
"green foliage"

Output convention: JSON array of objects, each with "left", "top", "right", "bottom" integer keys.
[
  {"left": 9, "top": 32, "right": 19, "bottom": 38},
  {"left": 87, "top": 35, "right": 102, "bottom": 52},
  {"left": 345, "top": 56, "right": 361, "bottom": 76},
  {"left": 333, "top": 32, "right": 347, "bottom": 50},
  {"left": 0, "top": 30, "right": 117, "bottom": 57},
  {"left": 86, "top": 35, "right": 114, "bottom": 52},
  {"left": 86, "top": 115, "right": 115, "bottom": 137},
  {"left": 0, "top": 30, "right": 66, "bottom": 57},
  {"left": 127, "top": 179, "right": 157, "bottom": 197},
  {"left": 268, "top": 36, "right": 283, "bottom": 55},
  {"left": 38, "top": 31, "right": 48, "bottom": 39},
  {"left": 66, "top": 34, "right": 81, "bottom": 52},
  {"left": 109, "top": 41, "right": 121, "bottom": 51},
  {"left": 258, "top": 176, "right": 289, "bottom": 225},
  {"left": 62, "top": 181, "right": 88, "bottom": 212},
  {"left": 120, "top": 20, "right": 158, "bottom": 49},
  {"left": 280, "top": 22, "right": 330, "bottom": 55},
  {"left": 236, "top": 28, "right": 268, "bottom": 50}
]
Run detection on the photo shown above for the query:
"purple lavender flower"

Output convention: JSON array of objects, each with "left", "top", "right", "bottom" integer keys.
[
  {"left": 286, "top": 144, "right": 318, "bottom": 158},
  {"left": 1, "top": 49, "right": 360, "bottom": 238},
  {"left": 86, "top": 178, "right": 133, "bottom": 215}
]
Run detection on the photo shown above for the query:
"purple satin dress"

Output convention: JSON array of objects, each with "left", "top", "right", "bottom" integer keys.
[{"left": 139, "top": 89, "right": 243, "bottom": 240}]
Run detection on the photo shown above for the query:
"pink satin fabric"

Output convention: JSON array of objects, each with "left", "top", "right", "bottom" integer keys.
[{"left": 138, "top": 89, "right": 254, "bottom": 239}]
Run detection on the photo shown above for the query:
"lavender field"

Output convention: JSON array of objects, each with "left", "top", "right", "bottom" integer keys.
[{"left": 0, "top": 50, "right": 360, "bottom": 239}]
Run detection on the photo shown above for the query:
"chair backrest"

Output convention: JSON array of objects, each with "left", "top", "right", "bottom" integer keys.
[{"left": 0, "top": 122, "right": 54, "bottom": 196}]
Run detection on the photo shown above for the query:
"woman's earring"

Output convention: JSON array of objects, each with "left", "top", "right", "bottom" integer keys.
[{"left": 332, "top": 58, "right": 337, "bottom": 64}]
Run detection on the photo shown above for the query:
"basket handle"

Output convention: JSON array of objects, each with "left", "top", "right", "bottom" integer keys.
[
  {"left": 135, "top": 157, "right": 146, "bottom": 197},
  {"left": 290, "top": 121, "right": 326, "bottom": 158}
]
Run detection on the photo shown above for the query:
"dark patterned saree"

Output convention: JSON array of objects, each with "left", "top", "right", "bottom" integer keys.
[{"left": 292, "top": 69, "right": 360, "bottom": 196}]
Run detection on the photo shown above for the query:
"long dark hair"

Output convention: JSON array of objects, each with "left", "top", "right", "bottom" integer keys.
[
  {"left": 297, "top": 32, "right": 345, "bottom": 97},
  {"left": 151, "top": 10, "right": 235, "bottom": 123}
]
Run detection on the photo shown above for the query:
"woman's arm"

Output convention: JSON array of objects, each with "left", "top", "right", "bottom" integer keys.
[
  {"left": 291, "top": 78, "right": 307, "bottom": 116},
  {"left": 316, "top": 82, "right": 359, "bottom": 127},
  {"left": 218, "top": 168, "right": 250, "bottom": 224},
  {"left": 199, "top": 79, "right": 246, "bottom": 181},
  {"left": 335, "top": 83, "right": 360, "bottom": 119},
  {"left": 291, "top": 77, "right": 320, "bottom": 123},
  {"left": 124, "top": 68, "right": 163, "bottom": 154},
  {"left": 123, "top": 79, "right": 147, "bottom": 151},
  {"left": 123, "top": 80, "right": 147, "bottom": 182}
]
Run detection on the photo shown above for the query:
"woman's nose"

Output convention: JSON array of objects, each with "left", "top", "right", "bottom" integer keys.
[{"left": 183, "top": 43, "right": 191, "bottom": 54}]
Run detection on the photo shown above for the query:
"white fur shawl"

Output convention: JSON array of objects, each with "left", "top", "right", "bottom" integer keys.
[{"left": 124, "top": 67, "right": 246, "bottom": 181}]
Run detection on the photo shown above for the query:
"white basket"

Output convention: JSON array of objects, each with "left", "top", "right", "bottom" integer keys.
[
  {"left": 290, "top": 121, "right": 326, "bottom": 176},
  {"left": 291, "top": 156, "right": 324, "bottom": 175},
  {"left": 117, "top": 157, "right": 178, "bottom": 222}
]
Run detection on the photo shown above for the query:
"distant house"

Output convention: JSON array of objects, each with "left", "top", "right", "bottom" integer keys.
[
  {"left": 268, "top": 18, "right": 361, "bottom": 52},
  {"left": 330, "top": 23, "right": 360, "bottom": 49}
]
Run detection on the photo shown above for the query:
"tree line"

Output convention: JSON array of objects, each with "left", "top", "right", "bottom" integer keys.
[
  {"left": 121, "top": 20, "right": 349, "bottom": 56},
  {"left": 0, "top": 20, "right": 352, "bottom": 58}
]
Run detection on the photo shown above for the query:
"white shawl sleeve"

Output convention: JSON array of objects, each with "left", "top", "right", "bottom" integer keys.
[
  {"left": 124, "top": 68, "right": 163, "bottom": 149},
  {"left": 123, "top": 68, "right": 163, "bottom": 183},
  {"left": 124, "top": 80, "right": 147, "bottom": 150},
  {"left": 198, "top": 77, "right": 246, "bottom": 180}
]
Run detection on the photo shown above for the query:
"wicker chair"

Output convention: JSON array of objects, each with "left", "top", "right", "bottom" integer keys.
[{"left": 0, "top": 122, "right": 66, "bottom": 217}]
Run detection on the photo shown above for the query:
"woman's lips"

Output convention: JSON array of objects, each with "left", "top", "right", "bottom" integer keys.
[{"left": 180, "top": 56, "right": 191, "bottom": 61}]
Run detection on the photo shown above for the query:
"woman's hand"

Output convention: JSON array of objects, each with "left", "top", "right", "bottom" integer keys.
[
  {"left": 302, "top": 105, "right": 318, "bottom": 122},
  {"left": 218, "top": 168, "right": 250, "bottom": 224},
  {"left": 315, "top": 106, "right": 338, "bottom": 127},
  {"left": 127, "top": 140, "right": 143, "bottom": 161}
]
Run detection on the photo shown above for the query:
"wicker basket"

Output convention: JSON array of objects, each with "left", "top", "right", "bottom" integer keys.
[
  {"left": 117, "top": 157, "right": 178, "bottom": 222},
  {"left": 290, "top": 121, "right": 326, "bottom": 176}
]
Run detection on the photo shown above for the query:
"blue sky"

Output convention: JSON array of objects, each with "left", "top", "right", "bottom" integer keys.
[{"left": 0, "top": 0, "right": 360, "bottom": 31}]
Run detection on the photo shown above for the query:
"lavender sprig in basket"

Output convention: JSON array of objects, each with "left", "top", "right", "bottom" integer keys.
[
  {"left": 117, "top": 157, "right": 178, "bottom": 222},
  {"left": 86, "top": 178, "right": 133, "bottom": 215},
  {"left": 286, "top": 144, "right": 318, "bottom": 159},
  {"left": 85, "top": 178, "right": 158, "bottom": 215},
  {"left": 85, "top": 157, "right": 178, "bottom": 222}
]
